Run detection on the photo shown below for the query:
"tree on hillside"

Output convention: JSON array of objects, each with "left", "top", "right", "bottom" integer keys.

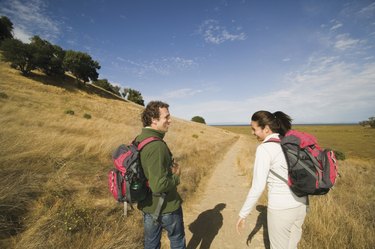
[
  {"left": 30, "top": 36, "right": 65, "bottom": 76},
  {"left": 191, "top": 116, "right": 206, "bottom": 124},
  {"left": 111, "top": 85, "right": 121, "bottom": 96},
  {"left": 92, "top": 79, "right": 121, "bottom": 96},
  {"left": 359, "top": 116, "right": 375, "bottom": 128},
  {"left": 0, "top": 38, "right": 37, "bottom": 75},
  {"left": 0, "top": 16, "right": 13, "bottom": 42},
  {"left": 122, "top": 88, "right": 144, "bottom": 106},
  {"left": 63, "top": 50, "right": 100, "bottom": 84}
]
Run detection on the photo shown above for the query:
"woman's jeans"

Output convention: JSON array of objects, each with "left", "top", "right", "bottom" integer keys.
[{"left": 143, "top": 206, "right": 186, "bottom": 249}]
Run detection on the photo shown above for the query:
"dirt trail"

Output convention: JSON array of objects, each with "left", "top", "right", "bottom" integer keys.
[{"left": 183, "top": 136, "right": 269, "bottom": 249}]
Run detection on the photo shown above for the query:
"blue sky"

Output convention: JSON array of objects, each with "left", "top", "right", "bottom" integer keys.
[{"left": 1, "top": 0, "right": 374, "bottom": 124}]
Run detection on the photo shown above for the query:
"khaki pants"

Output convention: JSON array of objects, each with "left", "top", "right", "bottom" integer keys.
[{"left": 267, "top": 205, "right": 307, "bottom": 249}]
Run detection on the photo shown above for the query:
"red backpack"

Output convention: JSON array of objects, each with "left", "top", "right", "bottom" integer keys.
[
  {"left": 268, "top": 130, "right": 339, "bottom": 197},
  {"left": 108, "top": 137, "right": 160, "bottom": 207}
]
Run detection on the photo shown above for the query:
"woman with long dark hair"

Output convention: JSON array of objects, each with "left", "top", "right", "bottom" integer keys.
[{"left": 236, "top": 111, "right": 307, "bottom": 249}]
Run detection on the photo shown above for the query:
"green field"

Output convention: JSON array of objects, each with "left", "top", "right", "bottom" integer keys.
[{"left": 215, "top": 125, "right": 375, "bottom": 160}]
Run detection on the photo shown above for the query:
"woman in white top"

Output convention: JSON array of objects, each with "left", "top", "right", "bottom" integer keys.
[{"left": 236, "top": 111, "right": 307, "bottom": 249}]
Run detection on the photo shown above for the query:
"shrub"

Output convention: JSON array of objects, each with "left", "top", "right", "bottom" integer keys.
[
  {"left": 191, "top": 116, "right": 206, "bottom": 124},
  {"left": 334, "top": 150, "right": 346, "bottom": 160},
  {"left": 65, "top": 109, "right": 74, "bottom": 115},
  {"left": 192, "top": 134, "right": 199, "bottom": 139},
  {"left": 0, "top": 92, "right": 8, "bottom": 99},
  {"left": 83, "top": 113, "right": 91, "bottom": 119}
]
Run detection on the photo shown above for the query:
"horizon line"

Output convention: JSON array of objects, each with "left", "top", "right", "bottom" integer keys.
[{"left": 209, "top": 122, "right": 359, "bottom": 126}]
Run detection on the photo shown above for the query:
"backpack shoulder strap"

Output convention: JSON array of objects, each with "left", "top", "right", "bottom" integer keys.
[
  {"left": 269, "top": 169, "right": 288, "bottom": 184},
  {"left": 265, "top": 138, "right": 281, "bottom": 143},
  {"left": 137, "top": 137, "right": 161, "bottom": 150},
  {"left": 265, "top": 137, "right": 288, "bottom": 183}
]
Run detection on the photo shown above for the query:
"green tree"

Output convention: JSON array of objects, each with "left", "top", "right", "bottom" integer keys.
[
  {"left": 30, "top": 36, "right": 65, "bottom": 76},
  {"left": 359, "top": 116, "right": 375, "bottom": 128},
  {"left": 0, "top": 38, "right": 36, "bottom": 75},
  {"left": 123, "top": 88, "right": 144, "bottom": 106},
  {"left": 359, "top": 120, "right": 369, "bottom": 127},
  {"left": 369, "top": 117, "right": 375, "bottom": 128},
  {"left": 92, "top": 79, "right": 121, "bottom": 96},
  {"left": 63, "top": 50, "right": 100, "bottom": 84},
  {"left": 191, "top": 116, "right": 206, "bottom": 124},
  {"left": 111, "top": 85, "right": 121, "bottom": 96},
  {"left": 0, "top": 16, "right": 13, "bottom": 42}
]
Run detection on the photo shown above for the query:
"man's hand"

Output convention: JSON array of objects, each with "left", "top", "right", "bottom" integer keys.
[{"left": 171, "top": 162, "right": 181, "bottom": 176}]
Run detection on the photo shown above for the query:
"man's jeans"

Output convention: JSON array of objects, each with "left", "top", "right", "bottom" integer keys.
[{"left": 143, "top": 206, "right": 186, "bottom": 249}]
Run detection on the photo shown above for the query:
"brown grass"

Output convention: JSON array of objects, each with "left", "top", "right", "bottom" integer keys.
[
  {"left": 219, "top": 125, "right": 375, "bottom": 249},
  {"left": 2, "top": 59, "right": 374, "bottom": 248},
  {"left": 0, "top": 62, "right": 238, "bottom": 249}
]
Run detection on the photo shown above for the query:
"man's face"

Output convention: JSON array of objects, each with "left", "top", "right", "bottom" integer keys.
[{"left": 152, "top": 107, "right": 171, "bottom": 132}]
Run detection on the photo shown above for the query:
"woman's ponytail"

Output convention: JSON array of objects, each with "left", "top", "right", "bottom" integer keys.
[
  {"left": 273, "top": 111, "right": 292, "bottom": 136},
  {"left": 252, "top": 110, "right": 292, "bottom": 136}
]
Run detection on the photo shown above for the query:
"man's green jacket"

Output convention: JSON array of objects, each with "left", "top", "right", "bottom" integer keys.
[{"left": 136, "top": 128, "right": 182, "bottom": 214}]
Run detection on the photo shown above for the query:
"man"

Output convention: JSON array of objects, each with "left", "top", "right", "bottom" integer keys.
[{"left": 136, "top": 100, "right": 186, "bottom": 249}]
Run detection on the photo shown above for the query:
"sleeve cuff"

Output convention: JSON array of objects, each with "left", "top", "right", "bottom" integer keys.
[{"left": 173, "top": 175, "right": 180, "bottom": 185}]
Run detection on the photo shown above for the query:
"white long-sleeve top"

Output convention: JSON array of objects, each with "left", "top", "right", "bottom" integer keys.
[{"left": 239, "top": 133, "right": 307, "bottom": 219}]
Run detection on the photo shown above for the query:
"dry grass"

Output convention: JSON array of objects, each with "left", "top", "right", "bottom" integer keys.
[
  {"left": 0, "top": 62, "right": 238, "bottom": 249},
  {"left": 2, "top": 59, "right": 374, "bottom": 248},
  {"left": 219, "top": 124, "right": 375, "bottom": 249},
  {"left": 300, "top": 158, "right": 375, "bottom": 249}
]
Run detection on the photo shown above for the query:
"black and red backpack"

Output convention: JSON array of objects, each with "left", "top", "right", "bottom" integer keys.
[
  {"left": 268, "top": 130, "right": 339, "bottom": 197},
  {"left": 108, "top": 137, "right": 160, "bottom": 206}
]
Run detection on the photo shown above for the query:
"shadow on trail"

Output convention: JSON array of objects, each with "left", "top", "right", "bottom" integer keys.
[
  {"left": 187, "top": 203, "right": 226, "bottom": 249},
  {"left": 246, "top": 205, "right": 270, "bottom": 249}
]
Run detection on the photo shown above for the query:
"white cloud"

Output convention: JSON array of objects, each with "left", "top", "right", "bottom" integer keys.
[
  {"left": 330, "top": 20, "right": 343, "bottom": 31},
  {"left": 0, "top": 0, "right": 60, "bottom": 42},
  {"left": 165, "top": 88, "right": 203, "bottom": 99},
  {"left": 12, "top": 26, "right": 32, "bottom": 43},
  {"left": 198, "top": 19, "right": 246, "bottom": 44},
  {"left": 145, "top": 88, "right": 204, "bottom": 103},
  {"left": 171, "top": 58, "right": 375, "bottom": 124},
  {"left": 334, "top": 33, "right": 361, "bottom": 50},
  {"left": 116, "top": 57, "right": 126, "bottom": 62},
  {"left": 358, "top": 2, "right": 375, "bottom": 18},
  {"left": 115, "top": 56, "right": 197, "bottom": 78}
]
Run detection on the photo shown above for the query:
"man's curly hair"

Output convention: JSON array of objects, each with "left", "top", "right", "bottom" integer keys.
[{"left": 141, "top": 101, "right": 169, "bottom": 127}]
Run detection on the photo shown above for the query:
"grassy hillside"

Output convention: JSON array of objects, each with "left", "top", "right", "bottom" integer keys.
[
  {"left": 0, "top": 62, "right": 239, "bottom": 249},
  {"left": 220, "top": 125, "right": 375, "bottom": 249}
]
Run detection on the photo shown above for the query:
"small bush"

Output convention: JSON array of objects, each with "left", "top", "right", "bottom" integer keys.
[
  {"left": 83, "top": 113, "right": 91, "bottom": 119},
  {"left": 0, "top": 92, "right": 9, "bottom": 99},
  {"left": 65, "top": 109, "right": 74, "bottom": 115},
  {"left": 192, "top": 134, "right": 199, "bottom": 139},
  {"left": 191, "top": 116, "right": 206, "bottom": 124},
  {"left": 334, "top": 150, "right": 346, "bottom": 160}
]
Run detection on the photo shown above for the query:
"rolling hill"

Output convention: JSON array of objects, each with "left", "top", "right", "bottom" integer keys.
[{"left": 0, "top": 61, "right": 239, "bottom": 248}]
